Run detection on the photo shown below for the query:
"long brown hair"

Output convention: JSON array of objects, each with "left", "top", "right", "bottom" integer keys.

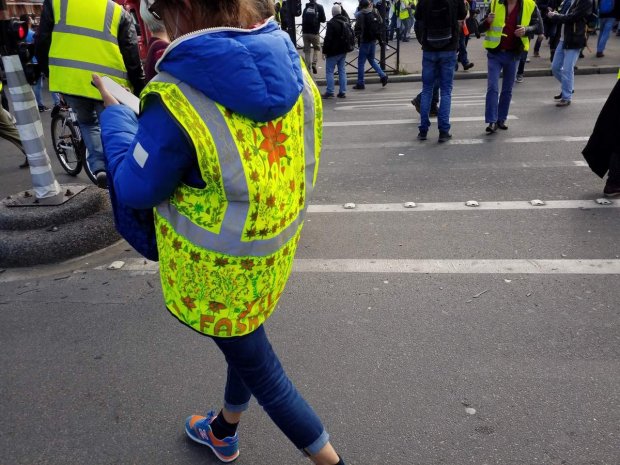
[{"left": 160, "top": 0, "right": 260, "bottom": 34}]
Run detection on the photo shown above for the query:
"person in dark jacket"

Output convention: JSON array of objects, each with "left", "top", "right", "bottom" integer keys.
[
  {"left": 301, "top": 0, "right": 327, "bottom": 74},
  {"left": 533, "top": 0, "right": 559, "bottom": 56},
  {"left": 548, "top": 0, "right": 593, "bottom": 106},
  {"left": 36, "top": 0, "right": 146, "bottom": 189},
  {"left": 414, "top": 0, "right": 466, "bottom": 142},
  {"left": 322, "top": 4, "right": 349, "bottom": 98},
  {"left": 582, "top": 74, "right": 620, "bottom": 197},
  {"left": 354, "top": 0, "right": 388, "bottom": 89}
]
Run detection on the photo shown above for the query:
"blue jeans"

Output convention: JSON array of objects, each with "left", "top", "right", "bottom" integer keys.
[
  {"left": 419, "top": 50, "right": 457, "bottom": 132},
  {"left": 551, "top": 42, "right": 580, "bottom": 101},
  {"left": 357, "top": 41, "right": 386, "bottom": 85},
  {"left": 326, "top": 54, "right": 347, "bottom": 95},
  {"left": 597, "top": 17, "right": 616, "bottom": 53},
  {"left": 212, "top": 325, "right": 328, "bottom": 455},
  {"left": 63, "top": 95, "right": 106, "bottom": 174},
  {"left": 457, "top": 34, "right": 469, "bottom": 66},
  {"left": 32, "top": 75, "right": 43, "bottom": 107},
  {"left": 485, "top": 50, "right": 519, "bottom": 124}
]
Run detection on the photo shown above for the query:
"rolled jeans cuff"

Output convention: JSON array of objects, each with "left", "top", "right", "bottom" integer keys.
[
  {"left": 223, "top": 400, "right": 250, "bottom": 413},
  {"left": 302, "top": 429, "right": 330, "bottom": 456}
]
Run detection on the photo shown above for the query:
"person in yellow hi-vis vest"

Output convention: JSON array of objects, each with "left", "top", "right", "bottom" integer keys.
[
  {"left": 93, "top": 1, "right": 345, "bottom": 464},
  {"left": 35, "top": 0, "right": 145, "bottom": 188},
  {"left": 398, "top": 0, "right": 414, "bottom": 41},
  {"left": 582, "top": 69, "right": 620, "bottom": 197},
  {"left": 478, "top": 0, "right": 538, "bottom": 133}
]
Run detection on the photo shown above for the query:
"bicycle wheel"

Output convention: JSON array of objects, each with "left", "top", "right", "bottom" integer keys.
[
  {"left": 51, "top": 114, "right": 82, "bottom": 176},
  {"left": 81, "top": 145, "right": 98, "bottom": 185}
]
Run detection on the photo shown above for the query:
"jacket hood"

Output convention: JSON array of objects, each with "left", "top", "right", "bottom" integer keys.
[{"left": 156, "top": 20, "right": 304, "bottom": 122}]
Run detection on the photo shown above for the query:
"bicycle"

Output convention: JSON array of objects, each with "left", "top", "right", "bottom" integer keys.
[{"left": 50, "top": 100, "right": 97, "bottom": 184}]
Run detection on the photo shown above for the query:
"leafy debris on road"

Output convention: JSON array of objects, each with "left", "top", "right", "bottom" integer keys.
[
  {"left": 473, "top": 289, "right": 489, "bottom": 298},
  {"left": 107, "top": 261, "right": 125, "bottom": 270}
]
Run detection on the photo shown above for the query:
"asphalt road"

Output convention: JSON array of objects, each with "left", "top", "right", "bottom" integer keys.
[{"left": 1, "top": 74, "right": 619, "bottom": 465}]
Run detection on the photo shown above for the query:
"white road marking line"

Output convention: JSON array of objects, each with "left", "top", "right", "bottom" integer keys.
[
  {"left": 324, "top": 116, "right": 518, "bottom": 127},
  {"left": 323, "top": 135, "right": 589, "bottom": 149},
  {"left": 307, "top": 199, "right": 617, "bottom": 213},
  {"left": 83, "top": 258, "right": 620, "bottom": 275},
  {"left": 292, "top": 259, "right": 620, "bottom": 274},
  {"left": 335, "top": 102, "right": 489, "bottom": 111}
]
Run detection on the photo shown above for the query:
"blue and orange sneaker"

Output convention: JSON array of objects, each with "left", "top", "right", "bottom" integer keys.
[{"left": 185, "top": 411, "right": 240, "bottom": 463}]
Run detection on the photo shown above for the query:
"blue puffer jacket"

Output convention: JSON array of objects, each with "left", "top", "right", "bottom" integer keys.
[{"left": 100, "top": 20, "right": 304, "bottom": 209}]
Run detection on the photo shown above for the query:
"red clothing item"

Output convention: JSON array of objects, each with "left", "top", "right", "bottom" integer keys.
[
  {"left": 498, "top": 2, "right": 520, "bottom": 51},
  {"left": 145, "top": 37, "right": 169, "bottom": 82}
]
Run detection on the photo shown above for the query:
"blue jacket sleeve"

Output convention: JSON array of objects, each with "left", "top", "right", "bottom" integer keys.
[{"left": 100, "top": 97, "right": 198, "bottom": 209}]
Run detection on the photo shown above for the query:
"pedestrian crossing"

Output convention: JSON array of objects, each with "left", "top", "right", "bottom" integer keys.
[{"left": 2, "top": 79, "right": 617, "bottom": 280}]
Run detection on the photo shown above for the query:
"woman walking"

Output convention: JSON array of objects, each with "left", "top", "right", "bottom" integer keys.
[{"left": 94, "top": 0, "right": 344, "bottom": 463}]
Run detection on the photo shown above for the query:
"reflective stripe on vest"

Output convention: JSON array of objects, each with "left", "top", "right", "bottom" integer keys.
[
  {"left": 145, "top": 65, "right": 322, "bottom": 337},
  {"left": 48, "top": 0, "right": 130, "bottom": 99},
  {"left": 482, "top": 0, "right": 536, "bottom": 52}
]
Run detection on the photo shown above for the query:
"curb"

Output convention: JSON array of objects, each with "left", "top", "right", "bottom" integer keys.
[
  {"left": 0, "top": 185, "right": 120, "bottom": 268},
  {"left": 312, "top": 65, "right": 619, "bottom": 86}
]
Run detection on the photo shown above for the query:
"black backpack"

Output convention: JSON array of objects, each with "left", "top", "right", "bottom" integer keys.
[
  {"left": 302, "top": 4, "right": 320, "bottom": 30},
  {"left": 337, "top": 18, "right": 356, "bottom": 52},
  {"left": 365, "top": 10, "right": 385, "bottom": 42},
  {"left": 425, "top": 0, "right": 455, "bottom": 49}
]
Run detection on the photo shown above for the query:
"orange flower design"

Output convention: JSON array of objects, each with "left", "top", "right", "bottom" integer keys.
[{"left": 259, "top": 121, "right": 288, "bottom": 172}]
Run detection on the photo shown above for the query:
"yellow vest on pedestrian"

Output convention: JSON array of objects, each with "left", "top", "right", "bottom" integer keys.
[
  {"left": 399, "top": 0, "right": 411, "bottom": 19},
  {"left": 483, "top": 0, "right": 536, "bottom": 52},
  {"left": 48, "top": 0, "right": 131, "bottom": 100},
  {"left": 143, "top": 65, "right": 322, "bottom": 338}
]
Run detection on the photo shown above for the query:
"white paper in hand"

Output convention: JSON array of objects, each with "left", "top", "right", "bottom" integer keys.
[{"left": 99, "top": 75, "right": 140, "bottom": 115}]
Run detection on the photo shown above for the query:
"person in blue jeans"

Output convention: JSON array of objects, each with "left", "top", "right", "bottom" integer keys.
[
  {"left": 94, "top": 1, "right": 345, "bottom": 464},
  {"left": 595, "top": 2, "right": 617, "bottom": 57},
  {"left": 548, "top": 0, "right": 593, "bottom": 106},
  {"left": 414, "top": 0, "right": 466, "bottom": 142},
  {"left": 353, "top": 0, "right": 388, "bottom": 89},
  {"left": 322, "top": 4, "right": 350, "bottom": 98},
  {"left": 479, "top": 0, "right": 539, "bottom": 132}
]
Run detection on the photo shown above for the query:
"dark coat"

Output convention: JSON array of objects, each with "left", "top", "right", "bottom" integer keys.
[
  {"left": 582, "top": 79, "right": 620, "bottom": 178},
  {"left": 322, "top": 14, "right": 351, "bottom": 57},
  {"left": 301, "top": 1, "right": 327, "bottom": 35},
  {"left": 549, "top": 0, "right": 593, "bottom": 49},
  {"left": 414, "top": 0, "right": 468, "bottom": 52}
]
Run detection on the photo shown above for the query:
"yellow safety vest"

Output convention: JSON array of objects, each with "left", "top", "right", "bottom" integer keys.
[
  {"left": 143, "top": 64, "right": 322, "bottom": 338},
  {"left": 399, "top": 0, "right": 411, "bottom": 19},
  {"left": 483, "top": 0, "right": 536, "bottom": 52},
  {"left": 48, "top": 0, "right": 131, "bottom": 100}
]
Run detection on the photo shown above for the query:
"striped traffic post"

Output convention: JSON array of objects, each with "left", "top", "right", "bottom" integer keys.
[{"left": 2, "top": 54, "right": 62, "bottom": 201}]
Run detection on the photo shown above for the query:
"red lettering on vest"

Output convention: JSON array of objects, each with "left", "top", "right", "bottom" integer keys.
[
  {"left": 200, "top": 315, "right": 215, "bottom": 333},
  {"left": 214, "top": 318, "right": 233, "bottom": 337}
]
